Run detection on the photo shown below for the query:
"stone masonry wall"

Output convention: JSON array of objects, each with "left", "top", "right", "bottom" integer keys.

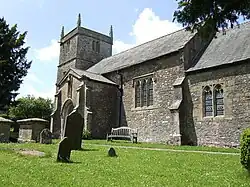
[
  {"left": 76, "top": 34, "right": 112, "bottom": 68},
  {"left": 56, "top": 59, "right": 77, "bottom": 85},
  {"left": 57, "top": 27, "right": 112, "bottom": 85},
  {"left": 51, "top": 74, "right": 82, "bottom": 137},
  {"left": 186, "top": 61, "right": 250, "bottom": 147},
  {"left": 86, "top": 80, "right": 118, "bottom": 138},
  {"left": 105, "top": 52, "right": 185, "bottom": 143},
  {"left": 0, "top": 118, "right": 12, "bottom": 143}
]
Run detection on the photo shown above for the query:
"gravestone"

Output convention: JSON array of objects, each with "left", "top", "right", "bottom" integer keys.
[
  {"left": 108, "top": 147, "right": 117, "bottom": 157},
  {"left": 40, "top": 128, "right": 52, "bottom": 144},
  {"left": 64, "top": 110, "right": 84, "bottom": 150},
  {"left": 57, "top": 137, "right": 72, "bottom": 163}
]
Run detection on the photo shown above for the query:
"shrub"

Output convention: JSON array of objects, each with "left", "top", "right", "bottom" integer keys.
[
  {"left": 82, "top": 129, "right": 91, "bottom": 140},
  {"left": 240, "top": 128, "right": 250, "bottom": 171},
  {"left": 0, "top": 113, "right": 9, "bottom": 119}
]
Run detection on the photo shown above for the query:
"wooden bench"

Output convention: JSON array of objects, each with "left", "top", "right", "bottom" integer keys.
[{"left": 106, "top": 127, "right": 138, "bottom": 143}]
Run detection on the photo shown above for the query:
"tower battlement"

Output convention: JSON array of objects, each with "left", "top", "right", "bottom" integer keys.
[{"left": 56, "top": 14, "right": 113, "bottom": 85}]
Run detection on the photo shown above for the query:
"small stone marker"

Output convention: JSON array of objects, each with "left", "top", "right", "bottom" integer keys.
[
  {"left": 108, "top": 147, "right": 117, "bottom": 157},
  {"left": 57, "top": 137, "right": 72, "bottom": 163},
  {"left": 40, "top": 128, "right": 52, "bottom": 144}
]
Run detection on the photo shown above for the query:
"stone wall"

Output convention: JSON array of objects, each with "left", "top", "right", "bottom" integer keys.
[
  {"left": 18, "top": 118, "right": 48, "bottom": 143},
  {"left": 86, "top": 80, "right": 119, "bottom": 138},
  {"left": 56, "top": 59, "right": 77, "bottom": 85},
  {"left": 57, "top": 27, "right": 112, "bottom": 85},
  {"left": 186, "top": 61, "right": 250, "bottom": 147},
  {"left": 0, "top": 117, "right": 12, "bottom": 143},
  {"left": 104, "top": 52, "right": 186, "bottom": 143},
  {"left": 51, "top": 75, "right": 82, "bottom": 137}
]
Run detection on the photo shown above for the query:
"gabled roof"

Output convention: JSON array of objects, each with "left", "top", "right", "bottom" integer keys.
[
  {"left": 58, "top": 68, "right": 117, "bottom": 86},
  {"left": 88, "top": 28, "right": 195, "bottom": 74},
  {"left": 187, "top": 21, "right": 250, "bottom": 72}
]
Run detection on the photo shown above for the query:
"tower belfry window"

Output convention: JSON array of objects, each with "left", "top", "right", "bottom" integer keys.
[
  {"left": 92, "top": 41, "right": 95, "bottom": 51},
  {"left": 96, "top": 41, "right": 100, "bottom": 53},
  {"left": 92, "top": 40, "right": 100, "bottom": 53}
]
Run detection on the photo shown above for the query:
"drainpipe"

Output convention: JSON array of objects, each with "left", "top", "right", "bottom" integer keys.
[{"left": 117, "top": 70, "right": 123, "bottom": 127}]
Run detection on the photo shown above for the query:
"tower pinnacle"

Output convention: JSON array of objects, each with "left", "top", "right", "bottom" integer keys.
[
  {"left": 109, "top": 25, "right": 113, "bottom": 41},
  {"left": 60, "top": 26, "right": 64, "bottom": 39},
  {"left": 77, "top": 13, "right": 81, "bottom": 27}
]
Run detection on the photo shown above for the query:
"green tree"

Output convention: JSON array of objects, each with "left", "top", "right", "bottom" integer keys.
[
  {"left": 8, "top": 96, "right": 53, "bottom": 121},
  {"left": 0, "top": 17, "right": 32, "bottom": 110},
  {"left": 173, "top": 0, "right": 250, "bottom": 33}
]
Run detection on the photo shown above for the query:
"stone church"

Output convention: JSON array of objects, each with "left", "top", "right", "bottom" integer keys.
[{"left": 50, "top": 15, "right": 250, "bottom": 147}]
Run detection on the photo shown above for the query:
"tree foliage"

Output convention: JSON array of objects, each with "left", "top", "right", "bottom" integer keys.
[
  {"left": 240, "top": 128, "right": 250, "bottom": 172},
  {"left": 0, "top": 17, "right": 32, "bottom": 110},
  {"left": 173, "top": 0, "right": 250, "bottom": 33},
  {"left": 8, "top": 96, "right": 53, "bottom": 121}
]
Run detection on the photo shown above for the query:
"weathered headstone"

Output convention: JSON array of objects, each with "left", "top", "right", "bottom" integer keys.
[
  {"left": 40, "top": 128, "right": 52, "bottom": 144},
  {"left": 108, "top": 147, "right": 117, "bottom": 157},
  {"left": 57, "top": 137, "right": 72, "bottom": 163},
  {"left": 64, "top": 110, "right": 84, "bottom": 150}
]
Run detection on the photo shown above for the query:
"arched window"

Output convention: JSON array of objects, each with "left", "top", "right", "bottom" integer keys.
[
  {"left": 203, "top": 86, "right": 213, "bottom": 117},
  {"left": 135, "top": 81, "right": 141, "bottom": 108},
  {"left": 148, "top": 78, "right": 153, "bottom": 106},
  {"left": 141, "top": 80, "right": 147, "bottom": 107},
  {"left": 214, "top": 84, "right": 224, "bottom": 116}
]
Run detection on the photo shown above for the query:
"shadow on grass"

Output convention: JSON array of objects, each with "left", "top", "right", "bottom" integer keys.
[
  {"left": 76, "top": 148, "right": 99, "bottom": 152},
  {"left": 55, "top": 160, "right": 82, "bottom": 164}
]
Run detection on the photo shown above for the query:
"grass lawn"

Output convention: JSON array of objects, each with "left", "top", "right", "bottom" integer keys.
[
  {"left": 84, "top": 139, "right": 240, "bottom": 153},
  {"left": 0, "top": 140, "right": 249, "bottom": 187}
]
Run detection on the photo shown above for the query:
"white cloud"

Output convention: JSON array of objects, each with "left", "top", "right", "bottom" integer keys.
[
  {"left": 18, "top": 83, "right": 55, "bottom": 100},
  {"left": 112, "top": 40, "right": 135, "bottom": 55},
  {"left": 34, "top": 39, "right": 60, "bottom": 62},
  {"left": 113, "top": 8, "right": 182, "bottom": 54},
  {"left": 17, "top": 71, "right": 55, "bottom": 100}
]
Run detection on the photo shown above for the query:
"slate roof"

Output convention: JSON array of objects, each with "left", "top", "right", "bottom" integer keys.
[
  {"left": 70, "top": 68, "right": 117, "bottom": 85},
  {"left": 187, "top": 21, "right": 250, "bottom": 72},
  {"left": 88, "top": 29, "right": 195, "bottom": 74}
]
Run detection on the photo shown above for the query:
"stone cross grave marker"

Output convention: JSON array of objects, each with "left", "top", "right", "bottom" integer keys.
[
  {"left": 57, "top": 137, "right": 72, "bottom": 163},
  {"left": 40, "top": 128, "right": 52, "bottom": 144},
  {"left": 64, "top": 110, "right": 84, "bottom": 150}
]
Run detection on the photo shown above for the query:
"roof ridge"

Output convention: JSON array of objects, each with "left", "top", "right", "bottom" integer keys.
[
  {"left": 100, "top": 27, "right": 186, "bottom": 61},
  {"left": 71, "top": 67, "right": 102, "bottom": 76}
]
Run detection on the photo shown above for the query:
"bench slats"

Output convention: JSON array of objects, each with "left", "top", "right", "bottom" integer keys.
[{"left": 107, "top": 127, "right": 138, "bottom": 143}]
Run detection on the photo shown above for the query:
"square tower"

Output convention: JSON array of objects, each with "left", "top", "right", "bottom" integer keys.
[{"left": 56, "top": 15, "right": 113, "bottom": 85}]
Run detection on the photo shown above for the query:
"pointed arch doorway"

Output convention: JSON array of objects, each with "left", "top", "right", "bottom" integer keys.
[{"left": 61, "top": 99, "right": 74, "bottom": 137}]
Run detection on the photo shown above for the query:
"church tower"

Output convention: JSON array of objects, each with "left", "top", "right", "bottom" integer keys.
[{"left": 56, "top": 13, "right": 113, "bottom": 86}]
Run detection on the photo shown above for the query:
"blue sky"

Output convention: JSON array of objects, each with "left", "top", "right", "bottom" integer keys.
[{"left": 0, "top": 0, "right": 202, "bottom": 99}]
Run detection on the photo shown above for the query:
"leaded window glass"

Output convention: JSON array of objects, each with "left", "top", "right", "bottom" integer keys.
[
  {"left": 204, "top": 86, "right": 213, "bottom": 117},
  {"left": 214, "top": 85, "right": 224, "bottom": 116},
  {"left": 134, "top": 76, "right": 154, "bottom": 108},
  {"left": 142, "top": 80, "right": 147, "bottom": 107},
  {"left": 135, "top": 81, "right": 141, "bottom": 108},
  {"left": 148, "top": 78, "right": 153, "bottom": 106}
]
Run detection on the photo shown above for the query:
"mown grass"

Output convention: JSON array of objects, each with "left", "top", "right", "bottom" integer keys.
[
  {"left": 0, "top": 141, "right": 248, "bottom": 187},
  {"left": 84, "top": 139, "right": 240, "bottom": 153}
]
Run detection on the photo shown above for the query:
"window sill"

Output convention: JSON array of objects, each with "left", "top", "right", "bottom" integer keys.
[
  {"left": 202, "top": 115, "right": 225, "bottom": 120},
  {"left": 131, "top": 106, "right": 158, "bottom": 111}
]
